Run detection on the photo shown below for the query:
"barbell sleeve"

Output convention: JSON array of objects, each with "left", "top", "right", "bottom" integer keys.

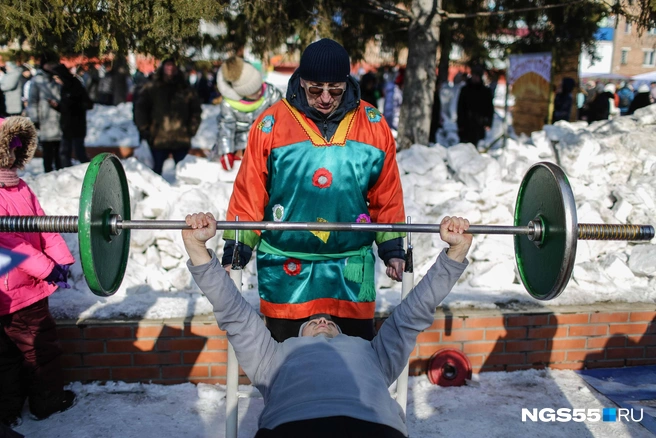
[{"left": 578, "top": 224, "right": 655, "bottom": 241}]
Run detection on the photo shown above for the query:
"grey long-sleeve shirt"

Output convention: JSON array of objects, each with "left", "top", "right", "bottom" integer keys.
[{"left": 188, "top": 249, "right": 468, "bottom": 435}]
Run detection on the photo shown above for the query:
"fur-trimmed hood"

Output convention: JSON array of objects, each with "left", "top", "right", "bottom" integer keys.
[{"left": 0, "top": 117, "right": 38, "bottom": 169}]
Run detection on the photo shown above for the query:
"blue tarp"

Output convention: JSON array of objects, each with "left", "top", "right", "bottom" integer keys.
[{"left": 577, "top": 366, "right": 656, "bottom": 434}]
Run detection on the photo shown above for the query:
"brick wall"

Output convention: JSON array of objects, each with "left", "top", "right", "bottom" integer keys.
[{"left": 57, "top": 304, "right": 656, "bottom": 385}]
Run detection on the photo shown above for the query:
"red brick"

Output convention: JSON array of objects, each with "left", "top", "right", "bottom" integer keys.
[
  {"left": 462, "top": 342, "right": 503, "bottom": 355},
  {"left": 134, "top": 352, "right": 182, "bottom": 365},
  {"left": 442, "top": 329, "right": 485, "bottom": 342},
  {"left": 479, "top": 365, "right": 507, "bottom": 372},
  {"left": 408, "top": 358, "right": 429, "bottom": 375},
  {"left": 210, "top": 365, "right": 227, "bottom": 377},
  {"left": 85, "top": 326, "right": 133, "bottom": 339},
  {"left": 527, "top": 326, "right": 568, "bottom": 339},
  {"left": 60, "top": 340, "right": 105, "bottom": 354},
  {"left": 427, "top": 318, "right": 463, "bottom": 330},
  {"left": 463, "top": 316, "right": 505, "bottom": 329},
  {"left": 550, "top": 314, "right": 589, "bottom": 325},
  {"left": 170, "top": 338, "right": 208, "bottom": 351},
  {"left": 63, "top": 368, "right": 111, "bottom": 383},
  {"left": 159, "top": 325, "right": 184, "bottom": 337},
  {"left": 550, "top": 339, "right": 587, "bottom": 350},
  {"left": 567, "top": 350, "right": 602, "bottom": 362},
  {"left": 161, "top": 365, "right": 209, "bottom": 379},
  {"left": 606, "top": 347, "right": 644, "bottom": 360},
  {"left": 57, "top": 326, "right": 84, "bottom": 340},
  {"left": 417, "top": 343, "right": 461, "bottom": 357},
  {"left": 60, "top": 354, "right": 83, "bottom": 367},
  {"left": 134, "top": 326, "right": 163, "bottom": 338},
  {"left": 417, "top": 330, "right": 441, "bottom": 343},
  {"left": 188, "top": 377, "right": 226, "bottom": 385},
  {"left": 590, "top": 312, "right": 629, "bottom": 323},
  {"left": 156, "top": 339, "right": 173, "bottom": 351},
  {"left": 107, "top": 339, "right": 156, "bottom": 353},
  {"left": 646, "top": 347, "right": 656, "bottom": 357},
  {"left": 505, "top": 314, "right": 550, "bottom": 327},
  {"left": 184, "top": 351, "right": 227, "bottom": 364},
  {"left": 584, "top": 359, "right": 626, "bottom": 369},
  {"left": 586, "top": 336, "right": 626, "bottom": 349},
  {"left": 112, "top": 367, "right": 161, "bottom": 381},
  {"left": 628, "top": 334, "right": 656, "bottom": 346},
  {"left": 609, "top": 323, "right": 649, "bottom": 335},
  {"left": 466, "top": 355, "right": 485, "bottom": 368},
  {"left": 527, "top": 351, "right": 566, "bottom": 364},
  {"left": 629, "top": 311, "right": 656, "bottom": 322},
  {"left": 84, "top": 354, "right": 133, "bottom": 367},
  {"left": 481, "top": 353, "right": 525, "bottom": 366},
  {"left": 627, "top": 358, "right": 656, "bottom": 366},
  {"left": 505, "top": 340, "right": 547, "bottom": 352},
  {"left": 484, "top": 327, "right": 527, "bottom": 340},
  {"left": 569, "top": 325, "right": 608, "bottom": 337},
  {"left": 185, "top": 324, "right": 224, "bottom": 337},
  {"left": 206, "top": 338, "right": 228, "bottom": 351}
]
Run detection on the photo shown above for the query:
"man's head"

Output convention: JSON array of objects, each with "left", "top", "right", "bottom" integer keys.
[
  {"left": 298, "top": 38, "right": 350, "bottom": 115},
  {"left": 299, "top": 314, "right": 342, "bottom": 338},
  {"left": 161, "top": 58, "right": 178, "bottom": 80}
]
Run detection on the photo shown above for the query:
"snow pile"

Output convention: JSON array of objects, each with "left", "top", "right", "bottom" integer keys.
[{"left": 18, "top": 105, "right": 656, "bottom": 321}]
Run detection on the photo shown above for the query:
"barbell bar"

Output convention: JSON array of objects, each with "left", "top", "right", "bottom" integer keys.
[{"left": 0, "top": 153, "right": 652, "bottom": 300}]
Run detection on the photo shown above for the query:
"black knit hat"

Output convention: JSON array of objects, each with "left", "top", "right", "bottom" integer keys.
[{"left": 298, "top": 38, "right": 350, "bottom": 83}]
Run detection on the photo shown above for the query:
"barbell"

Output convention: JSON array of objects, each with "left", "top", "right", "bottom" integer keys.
[{"left": 0, "top": 153, "right": 653, "bottom": 300}]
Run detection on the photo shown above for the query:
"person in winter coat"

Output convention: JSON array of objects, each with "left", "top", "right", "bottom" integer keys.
[
  {"left": 222, "top": 39, "right": 406, "bottom": 342},
  {"left": 457, "top": 66, "right": 494, "bottom": 146},
  {"left": 43, "top": 63, "right": 93, "bottom": 167},
  {"left": 26, "top": 55, "right": 63, "bottom": 173},
  {"left": 0, "top": 62, "right": 24, "bottom": 117},
  {"left": 617, "top": 82, "right": 635, "bottom": 116},
  {"left": 0, "top": 117, "right": 76, "bottom": 430},
  {"left": 134, "top": 58, "right": 202, "bottom": 175},
  {"left": 383, "top": 67, "right": 404, "bottom": 130},
  {"left": 628, "top": 84, "right": 652, "bottom": 115},
  {"left": 183, "top": 213, "right": 471, "bottom": 438},
  {"left": 587, "top": 83, "right": 618, "bottom": 123},
  {"left": 212, "top": 56, "right": 282, "bottom": 170},
  {"left": 552, "top": 77, "right": 575, "bottom": 123}
]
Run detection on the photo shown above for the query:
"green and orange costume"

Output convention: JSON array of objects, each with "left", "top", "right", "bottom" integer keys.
[{"left": 225, "top": 89, "right": 405, "bottom": 322}]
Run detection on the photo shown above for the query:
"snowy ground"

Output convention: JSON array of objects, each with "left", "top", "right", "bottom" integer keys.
[{"left": 13, "top": 370, "right": 652, "bottom": 437}]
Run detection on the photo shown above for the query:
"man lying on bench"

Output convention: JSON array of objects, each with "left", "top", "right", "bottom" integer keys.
[{"left": 182, "top": 213, "right": 472, "bottom": 438}]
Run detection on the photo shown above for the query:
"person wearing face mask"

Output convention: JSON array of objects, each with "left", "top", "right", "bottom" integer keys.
[
  {"left": 134, "top": 57, "right": 202, "bottom": 175},
  {"left": 183, "top": 213, "right": 471, "bottom": 438},
  {"left": 211, "top": 56, "right": 282, "bottom": 170},
  {"left": 221, "top": 38, "right": 406, "bottom": 342}
]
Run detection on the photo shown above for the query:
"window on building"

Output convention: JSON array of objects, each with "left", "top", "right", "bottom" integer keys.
[
  {"left": 621, "top": 49, "right": 630, "bottom": 65},
  {"left": 643, "top": 49, "right": 655, "bottom": 66},
  {"left": 625, "top": 21, "right": 632, "bottom": 34}
]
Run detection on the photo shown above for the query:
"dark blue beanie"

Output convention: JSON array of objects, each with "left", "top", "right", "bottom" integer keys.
[{"left": 298, "top": 38, "right": 350, "bottom": 83}]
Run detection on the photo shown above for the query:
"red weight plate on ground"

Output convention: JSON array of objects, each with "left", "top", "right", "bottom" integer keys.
[{"left": 427, "top": 349, "right": 472, "bottom": 387}]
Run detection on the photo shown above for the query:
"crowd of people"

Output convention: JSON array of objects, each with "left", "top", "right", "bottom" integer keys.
[{"left": 558, "top": 78, "right": 656, "bottom": 124}]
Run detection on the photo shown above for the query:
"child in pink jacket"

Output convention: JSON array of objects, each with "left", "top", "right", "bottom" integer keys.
[{"left": 0, "top": 116, "right": 76, "bottom": 430}]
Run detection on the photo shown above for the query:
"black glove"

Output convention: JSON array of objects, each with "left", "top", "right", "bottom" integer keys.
[
  {"left": 377, "top": 237, "right": 405, "bottom": 265},
  {"left": 44, "top": 264, "right": 71, "bottom": 289},
  {"left": 221, "top": 240, "right": 253, "bottom": 268}
]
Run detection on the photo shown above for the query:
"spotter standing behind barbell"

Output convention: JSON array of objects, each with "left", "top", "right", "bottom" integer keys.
[{"left": 0, "top": 154, "right": 652, "bottom": 299}]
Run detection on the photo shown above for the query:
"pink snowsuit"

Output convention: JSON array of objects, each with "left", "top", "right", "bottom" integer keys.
[{"left": 0, "top": 179, "right": 74, "bottom": 316}]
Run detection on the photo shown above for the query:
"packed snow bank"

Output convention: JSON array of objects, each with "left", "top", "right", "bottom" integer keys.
[{"left": 20, "top": 105, "right": 656, "bottom": 320}]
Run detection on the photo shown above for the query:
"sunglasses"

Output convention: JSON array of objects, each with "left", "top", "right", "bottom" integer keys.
[{"left": 305, "top": 84, "right": 345, "bottom": 97}]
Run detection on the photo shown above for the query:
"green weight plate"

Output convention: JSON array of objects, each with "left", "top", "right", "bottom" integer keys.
[
  {"left": 514, "top": 162, "right": 577, "bottom": 301},
  {"left": 78, "top": 153, "right": 131, "bottom": 296}
]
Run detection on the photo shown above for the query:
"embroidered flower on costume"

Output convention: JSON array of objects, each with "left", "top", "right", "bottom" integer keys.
[
  {"left": 258, "top": 115, "right": 275, "bottom": 133},
  {"left": 356, "top": 214, "right": 371, "bottom": 223},
  {"left": 283, "top": 258, "right": 302, "bottom": 276},
  {"left": 365, "top": 107, "right": 382, "bottom": 123},
  {"left": 272, "top": 204, "right": 285, "bottom": 222},
  {"left": 312, "top": 168, "right": 333, "bottom": 189}
]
